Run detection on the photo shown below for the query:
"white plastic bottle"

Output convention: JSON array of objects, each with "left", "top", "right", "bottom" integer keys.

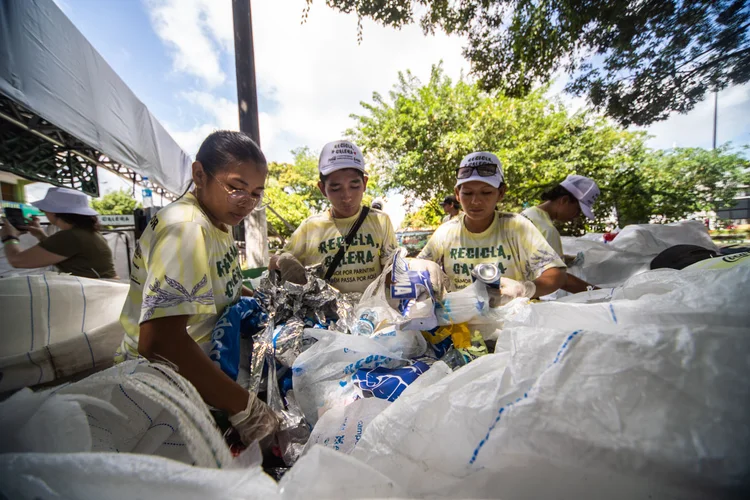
[{"left": 142, "top": 176, "right": 153, "bottom": 209}]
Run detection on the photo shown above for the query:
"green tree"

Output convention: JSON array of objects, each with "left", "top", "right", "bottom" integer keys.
[
  {"left": 311, "top": 0, "right": 750, "bottom": 126},
  {"left": 91, "top": 189, "right": 141, "bottom": 215},
  {"left": 402, "top": 201, "right": 444, "bottom": 229},
  {"left": 268, "top": 147, "right": 328, "bottom": 213},
  {"left": 349, "top": 64, "right": 748, "bottom": 232},
  {"left": 265, "top": 182, "right": 311, "bottom": 244}
]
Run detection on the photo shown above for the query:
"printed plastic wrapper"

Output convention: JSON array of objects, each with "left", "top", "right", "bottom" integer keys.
[
  {"left": 292, "top": 328, "right": 408, "bottom": 426},
  {"left": 436, "top": 280, "right": 490, "bottom": 325},
  {"left": 303, "top": 397, "right": 391, "bottom": 455},
  {"left": 209, "top": 297, "right": 266, "bottom": 381},
  {"left": 352, "top": 360, "right": 430, "bottom": 401}
]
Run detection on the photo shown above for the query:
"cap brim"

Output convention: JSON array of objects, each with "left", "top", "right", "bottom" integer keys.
[
  {"left": 455, "top": 176, "right": 501, "bottom": 189},
  {"left": 31, "top": 199, "right": 99, "bottom": 216},
  {"left": 579, "top": 201, "right": 594, "bottom": 219},
  {"left": 319, "top": 164, "right": 366, "bottom": 176}
]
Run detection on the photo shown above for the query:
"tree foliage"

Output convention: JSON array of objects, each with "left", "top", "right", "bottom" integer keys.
[
  {"left": 91, "top": 189, "right": 141, "bottom": 215},
  {"left": 311, "top": 0, "right": 750, "bottom": 126},
  {"left": 349, "top": 65, "right": 748, "bottom": 233},
  {"left": 401, "top": 201, "right": 444, "bottom": 229}
]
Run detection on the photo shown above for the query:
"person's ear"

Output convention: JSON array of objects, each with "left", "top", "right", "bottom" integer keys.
[
  {"left": 318, "top": 180, "right": 327, "bottom": 197},
  {"left": 362, "top": 175, "right": 369, "bottom": 190},
  {"left": 192, "top": 161, "right": 207, "bottom": 189}
]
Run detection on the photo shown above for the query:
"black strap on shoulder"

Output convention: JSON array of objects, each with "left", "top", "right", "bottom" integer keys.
[{"left": 324, "top": 206, "right": 370, "bottom": 281}]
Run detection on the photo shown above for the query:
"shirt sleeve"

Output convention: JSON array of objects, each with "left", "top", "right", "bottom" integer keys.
[
  {"left": 139, "top": 221, "right": 217, "bottom": 324},
  {"left": 38, "top": 230, "right": 78, "bottom": 257},
  {"left": 515, "top": 216, "right": 566, "bottom": 281},
  {"left": 379, "top": 214, "right": 399, "bottom": 266},
  {"left": 417, "top": 227, "right": 444, "bottom": 265},
  {"left": 283, "top": 221, "right": 308, "bottom": 262}
]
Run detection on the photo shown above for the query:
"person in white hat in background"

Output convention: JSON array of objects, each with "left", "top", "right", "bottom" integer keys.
[
  {"left": 371, "top": 197, "right": 386, "bottom": 211},
  {"left": 418, "top": 152, "right": 566, "bottom": 304},
  {"left": 521, "top": 174, "right": 600, "bottom": 293},
  {"left": 1, "top": 186, "right": 116, "bottom": 279},
  {"left": 270, "top": 140, "right": 399, "bottom": 293}
]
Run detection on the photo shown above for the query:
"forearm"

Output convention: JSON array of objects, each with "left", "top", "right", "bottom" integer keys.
[
  {"left": 532, "top": 267, "right": 567, "bottom": 297},
  {"left": 3, "top": 241, "right": 22, "bottom": 267},
  {"left": 562, "top": 273, "right": 598, "bottom": 294},
  {"left": 241, "top": 285, "right": 254, "bottom": 296},
  {"left": 139, "top": 325, "right": 248, "bottom": 414}
]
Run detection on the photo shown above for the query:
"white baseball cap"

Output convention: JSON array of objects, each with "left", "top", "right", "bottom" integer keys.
[
  {"left": 560, "top": 174, "right": 600, "bottom": 219},
  {"left": 371, "top": 197, "right": 385, "bottom": 210},
  {"left": 319, "top": 140, "right": 365, "bottom": 176},
  {"left": 455, "top": 152, "right": 504, "bottom": 189},
  {"left": 31, "top": 187, "right": 98, "bottom": 216}
]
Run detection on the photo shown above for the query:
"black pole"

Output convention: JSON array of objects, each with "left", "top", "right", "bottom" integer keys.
[
  {"left": 712, "top": 91, "right": 718, "bottom": 150},
  {"left": 232, "top": 0, "right": 260, "bottom": 145}
]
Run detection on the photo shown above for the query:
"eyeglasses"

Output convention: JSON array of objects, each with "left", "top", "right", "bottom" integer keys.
[
  {"left": 211, "top": 174, "right": 269, "bottom": 211},
  {"left": 455, "top": 164, "right": 499, "bottom": 179}
]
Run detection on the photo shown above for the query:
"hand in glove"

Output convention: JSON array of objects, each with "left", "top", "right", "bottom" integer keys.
[
  {"left": 273, "top": 252, "right": 307, "bottom": 285},
  {"left": 487, "top": 278, "right": 536, "bottom": 308},
  {"left": 229, "top": 392, "right": 279, "bottom": 447}
]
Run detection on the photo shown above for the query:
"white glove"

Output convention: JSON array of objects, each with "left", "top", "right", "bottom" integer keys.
[
  {"left": 229, "top": 393, "right": 279, "bottom": 447},
  {"left": 487, "top": 278, "right": 536, "bottom": 308}
]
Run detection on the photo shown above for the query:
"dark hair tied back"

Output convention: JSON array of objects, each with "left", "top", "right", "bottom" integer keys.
[
  {"left": 56, "top": 213, "right": 100, "bottom": 232},
  {"left": 541, "top": 184, "right": 575, "bottom": 202},
  {"left": 196, "top": 130, "right": 267, "bottom": 176}
]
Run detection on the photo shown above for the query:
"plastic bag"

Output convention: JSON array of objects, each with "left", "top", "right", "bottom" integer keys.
[
  {"left": 0, "top": 360, "right": 233, "bottom": 468},
  {"left": 292, "top": 328, "right": 407, "bottom": 426},
  {"left": 208, "top": 297, "right": 266, "bottom": 381},
  {"left": 350, "top": 266, "right": 750, "bottom": 498},
  {"left": 303, "top": 397, "right": 391, "bottom": 455},
  {"left": 436, "top": 280, "right": 490, "bottom": 325}
]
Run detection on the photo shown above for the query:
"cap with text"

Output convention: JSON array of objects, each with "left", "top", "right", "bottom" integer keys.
[
  {"left": 560, "top": 174, "right": 600, "bottom": 219},
  {"left": 319, "top": 140, "right": 365, "bottom": 176},
  {"left": 455, "top": 152, "right": 504, "bottom": 189}
]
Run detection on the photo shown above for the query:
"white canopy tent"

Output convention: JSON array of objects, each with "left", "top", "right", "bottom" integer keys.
[{"left": 0, "top": 0, "right": 192, "bottom": 197}]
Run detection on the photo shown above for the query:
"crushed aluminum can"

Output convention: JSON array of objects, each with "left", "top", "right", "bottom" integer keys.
[{"left": 471, "top": 263, "right": 502, "bottom": 288}]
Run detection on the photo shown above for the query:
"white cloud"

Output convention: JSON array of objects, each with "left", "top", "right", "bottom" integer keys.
[
  {"left": 641, "top": 84, "right": 750, "bottom": 150},
  {"left": 143, "top": 0, "right": 468, "bottom": 163},
  {"left": 144, "top": 0, "right": 231, "bottom": 88}
]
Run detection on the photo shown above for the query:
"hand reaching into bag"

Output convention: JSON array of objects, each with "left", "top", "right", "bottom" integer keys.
[
  {"left": 229, "top": 392, "right": 280, "bottom": 447},
  {"left": 269, "top": 252, "right": 307, "bottom": 285}
]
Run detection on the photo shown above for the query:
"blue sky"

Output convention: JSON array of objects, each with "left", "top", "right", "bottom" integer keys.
[{"left": 42, "top": 0, "right": 750, "bottom": 228}]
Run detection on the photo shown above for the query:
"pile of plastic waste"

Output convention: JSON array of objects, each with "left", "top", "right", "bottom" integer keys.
[{"left": 2, "top": 221, "right": 749, "bottom": 499}]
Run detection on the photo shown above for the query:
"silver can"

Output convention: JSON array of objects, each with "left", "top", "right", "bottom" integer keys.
[{"left": 471, "top": 263, "right": 501, "bottom": 288}]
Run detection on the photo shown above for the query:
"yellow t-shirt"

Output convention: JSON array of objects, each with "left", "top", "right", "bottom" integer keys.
[
  {"left": 116, "top": 193, "right": 243, "bottom": 361},
  {"left": 283, "top": 207, "right": 399, "bottom": 293},
  {"left": 418, "top": 212, "right": 565, "bottom": 290},
  {"left": 521, "top": 206, "right": 564, "bottom": 257}
]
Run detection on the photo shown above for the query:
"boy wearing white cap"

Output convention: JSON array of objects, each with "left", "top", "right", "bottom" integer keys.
[
  {"left": 418, "top": 152, "right": 566, "bottom": 303},
  {"left": 521, "top": 174, "right": 600, "bottom": 293},
  {"left": 276, "top": 140, "right": 398, "bottom": 293}
]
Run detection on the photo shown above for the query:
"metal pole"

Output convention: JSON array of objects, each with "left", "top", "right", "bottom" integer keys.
[
  {"left": 712, "top": 91, "right": 718, "bottom": 150},
  {"left": 232, "top": 0, "right": 260, "bottom": 145},
  {"left": 232, "top": 0, "right": 269, "bottom": 268}
]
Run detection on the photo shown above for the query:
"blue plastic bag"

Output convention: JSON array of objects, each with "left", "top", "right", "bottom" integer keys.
[
  {"left": 352, "top": 360, "right": 430, "bottom": 402},
  {"left": 209, "top": 297, "right": 267, "bottom": 380}
]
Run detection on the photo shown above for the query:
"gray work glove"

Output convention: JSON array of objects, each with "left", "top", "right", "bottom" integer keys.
[{"left": 275, "top": 252, "right": 307, "bottom": 285}]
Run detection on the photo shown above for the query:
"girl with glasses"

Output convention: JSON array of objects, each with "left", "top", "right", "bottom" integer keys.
[{"left": 117, "top": 130, "right": 277, "bottom": 447}]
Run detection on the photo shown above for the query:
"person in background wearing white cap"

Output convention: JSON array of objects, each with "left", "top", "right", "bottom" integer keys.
[
  {"left": 418, "top": 152, "right": 566, "bottom": 304},
  {"left": 271, "top": 140, "right": 399, "bottom": 292},
  {"left": 441, "top": 195, "right": 461, "bottom": 223},
  {"left": 371, "top": 197, "right": 385, "bottom": 211},
  {"left": 521, "top": 175, "right": 600, "bottom": 293},
  {"left": 1, "top": 186, "right": 116, "bottom": 279}
]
